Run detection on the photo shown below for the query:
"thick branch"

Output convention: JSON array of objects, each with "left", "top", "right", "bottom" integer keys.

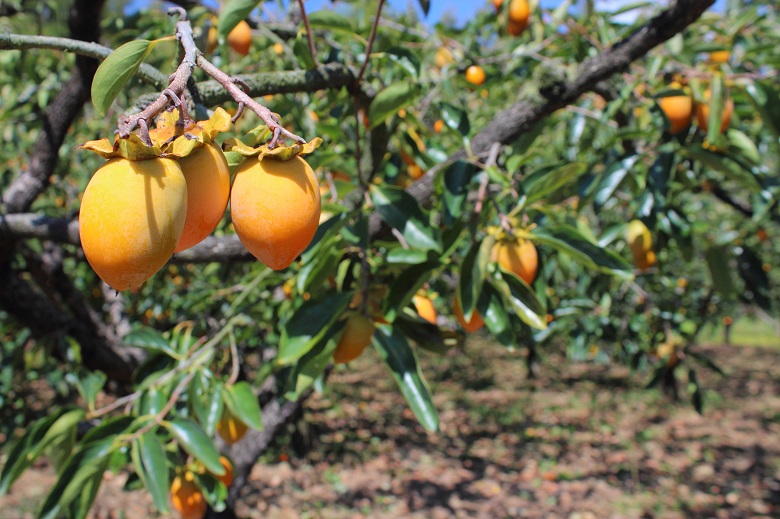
[{"left": 0, "top": 33, "right": 166, "bottom": 86}]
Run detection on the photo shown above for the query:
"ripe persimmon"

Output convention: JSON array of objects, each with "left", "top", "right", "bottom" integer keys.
[
  {"left": 333, "top": 314, "right": 376, "bottom": 364},
  {"left": 453, "top": 297, "right": 484, "bottom": 333},
  {"left": 230, "top": 156, "right": 321, "bottom": 270},
  {"left": 492, "top": 237, "right": 539, "bottom": 285},
  {"left": 211, "top": 456, "right": 234, "bottom": 488},
  {"left": 413, "top": 294, "right": 438, "bottom": 324},
  {"left": 507, "top": 0, "right": 530, "bottom": 35},
  {"left": 658, "top": 92, "right": 693, "bottom": 135},
  {"left": 626, "top": 220, "right": 655, "bottom": 272},
  {"left": 217, "top": 408, "right": 249, "bottom": 445},
  {"left": 171, "top": 471, "right": 207, "bottom": 519},
  {"left": 79, "top": 157, "right": 187, "bottom": 291},
  {"left": 227, "top": 20, "right": 252, "bottom": 56},
  {"left": 696, "top": 90, "right": 734, "bottom": 133},
  {"left": 465, "top": 65, "right": 486, "bottom": 86},
  {"left": 174, "top": 142, "right": 230, "bottom": 252},
  {"left": 433, "top": 119, "right": 444, "bottom": 133}
]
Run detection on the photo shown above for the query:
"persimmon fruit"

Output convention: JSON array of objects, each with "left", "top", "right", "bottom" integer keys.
[
  {"left": 413, "top": 295, "right": 438, "bottom": 324},
  {"left": 174, "top": 142, "right": 230, "bottom": 252},
  {"left": 658, "top": 93, "right": 693, "bottom": 135},
  {"left": 217, "top": 408, "right": 249, "bottom": 445},
  {"left": 696, "top": 90, "right": 734, "bottom": 133},
  {"left": 453, "top": 297, "right": 484, "bottom": 333},
  {"left": 333, "top": 314, "right": 375, "bottom": 364},
  {"left": 79, "top": 157, "right": 187, "bottom": 291},
  {"left": 492, "top": 237, "right": 539, "bottom": 285},
  {"left": 171, "top": 471, "right": 207, "bottom": 519},
  {"left": 227, "top": 20, "right": 252, "bottom": 56},
  {"left": 465, "top": 65, "right": 486, "bottom": 86},
  {"left": 230, "top": 156, "right": 321, "bottom": 270}
]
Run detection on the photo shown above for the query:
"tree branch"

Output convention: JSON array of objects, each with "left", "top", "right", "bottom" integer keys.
[{"left": 0, "top": 33, "right": 166, "bottom": 86}]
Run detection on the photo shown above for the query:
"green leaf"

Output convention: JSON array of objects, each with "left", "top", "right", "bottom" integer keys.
[
  {"left": 593, "top": 156, "right": 638, "bottom": 211},
  {"left": 385, "top": 46, "right": 421, "bottom": 78},
  {"left": 371, "top": 185, "right": 441, "bottom": 252},
  {"left": 417, "top": 0, "right": 431, "bottom": 15},
  {"left": 523, "top": 162, "right": 586, "bottom": 205},
  {"left": 92, "top": 40, "right": 156, "bottom": 115},
  {"left": 705, "top": 246, "right": 736, "bottom": 297},
  {"left": 124, "top": 326, "right": 177, "bottom": 357},
  {"left": 192, "top": 378, "right": 224, "bottom": 439},
  {"left": 745, "top": 80, "right": 780, "bottom": 140},
  {"left": 218, "top": 0, "right": 260, "bottom": 38},
  {"left": 532, "top": 224, "right": 632, "bottom": 278},
  {"left": 293, "top": 30, "right": 317, "bottom": 69},
  {"left": 439, "top": 102, "right": 470, "bottom": 135},
  {"left": 458, "top": 236, "right": 495, "bottom": 320},
  {"left": 683, "top": 145, "right": 762, "bottom": 192},
  {"left": 382, "top": 261, "right": 440, "bottom": 323},
  {"left": 736, "top": 246, "right": 771, "bottom": 311},
  {"left": 194, "top": 472, "right": 228, "bottom": 512},
  {"left": 373, "top": 325, "right": 439, "bottom": 432},
  {"left": 285, "top": 322, "right": 344, "bottom": 399},
  {"left": 38, "top": 438, "right": 115, "bottom": 519},
  {"left": 222, "top": 381, "right": 263, "bottom": 431},
  {"left": 495, "top": 269, "right": 547, "bottom": 330},
  {"left": 706, "top": 74, "right": 726, "bottom": 145},
  {"left": 131, "top": 433, "right": 169, "bottom": 513},
  {"left": 394, "top": 314, "right": 459, "bottom": 354},
  {"left": 368, "top": 82, "right": 419, "bottom": 129},
  {"left": 81, "top": 415, "right": 135, "bottom": 444},
  {"left": 477, "top": 283, "right": 515, "bottom": 348},
  {"left": 278, "top": 291, "right": 352, "bottom": 365},
  {"left": 442, "top": 161, "right": 476, "bottom": 225},
  {"left": 386, "top": 247, "right": 431, "bottom": 264},
  {"left": 307, "top": 10, "right": 354, "bottom": 33},
  {"left": 297, "top": 238, "right": 343, "bottom": 294},
  {"left": 167, "top": 419, "right": 224, "bottom": 475},
  {"left": 65, "top": 369, "right": 106, "bottom": 411}
]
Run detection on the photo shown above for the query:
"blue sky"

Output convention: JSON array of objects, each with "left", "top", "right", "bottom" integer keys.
[{"left": 129, "top": 0, "right": 726, "bottom": 25}]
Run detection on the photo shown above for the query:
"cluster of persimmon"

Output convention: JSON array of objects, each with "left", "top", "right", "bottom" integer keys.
[
  {"left": 658, "top": 81, "right": 734, "bottom": 136},
  {"left": 78, "top": 108, "right": 322, "bottom": 292}
]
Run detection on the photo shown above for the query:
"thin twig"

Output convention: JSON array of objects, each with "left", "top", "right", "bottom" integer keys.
[
  {"left": 296, "top": 0, "right": 319, "bottom": 67},
  {"left": 355, "top": 0, "right": 386, "bottom": 85}
]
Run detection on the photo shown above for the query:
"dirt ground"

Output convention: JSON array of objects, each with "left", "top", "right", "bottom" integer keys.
[{"left": 2, "top": 339, "right": 779, "bottom": 519}]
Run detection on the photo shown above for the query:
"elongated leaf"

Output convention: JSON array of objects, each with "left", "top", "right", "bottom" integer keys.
[
  {"left": 218, "top": 0, "right": 260, "bottom": 37},
  {"left": 124, "top": 326, "right": 176, "bottom": 357},
  {"left": 532, "top": 225, "right": 632, "bottom": 278},
  {"left": 477, "top": 283, "right": 515, "bottom": 348},
  {"left": 496, "top": 269, "right": 547, "bottom": 330},
  {"left": 386, "top": 247, "right": 430, "bottom": 264},
  {"left": 523, "top": 162, "right": 586, "bottom": 204},
  {"left": 439, "top": 102, "right": 470, "bottom": 135},
  {"left": 222, "top": 382, "right": 263, "bottom": 431},
  {"left": 167, "top": 419, "right": 223, "bottom": 475},
  {"left": 278, "top": 291, "right": 352, "bottom": 365},
  {"left": 38, "top": 438, "right": 115, "bottom": 519},
  {"left": 705, "top": 246, "right": 736, "bottom": 297},
  {"left": 594, "top": 156, "right": 638, "bottom": 210},
  {"left": 442, "top": 161, "right": 476, "bottom": 225},
  {"left": 706, "top": 74, "right": 725, "bottom": 145},
  {"left": 81, "top": 415, "right": 136, "bottom": 444},
  {"left": 368, "top": 82, "right": 419, "bottom": 129},
  {"left": 373, "top": 325, "right": 439, "bottom": 432},
  {"left": 371, "top": 185, "right": 441, "bottom": 252},
  {"left": 385, "top": 46, "right": 421, "bottom": 78},
  {"left": 189, "top": 375, "right": 224, "bottom": 438},
  {"left": 285, "top": 323, "right": 344, "bottom": 399},
  {"left": 458, "top": 237, "right": 494, "bottom": 320},
  {"left": 745, "top": 80, "right": 780, "bottom": 140},
  {"left": 683, "top": 145, "right": 762, "bottom": 192},
  {"left": 307, "top": 10, "right": 354, "bottom": 33},
  {"left": 132, "top": 433, "right": 169, "bottom": 513},
  {"left": 0, "top": 406, "right": 82, "bottom": 495},
  {"left": 92, "top": 40, "right": 156, "bottom": 115},
  {"left": 383, "top": 261, "right": 440, "bottom": 323}
]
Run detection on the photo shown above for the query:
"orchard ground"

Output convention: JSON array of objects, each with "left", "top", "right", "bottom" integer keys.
[{"left": 1, "top": 321, "right": 778, "bottom": 519}]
